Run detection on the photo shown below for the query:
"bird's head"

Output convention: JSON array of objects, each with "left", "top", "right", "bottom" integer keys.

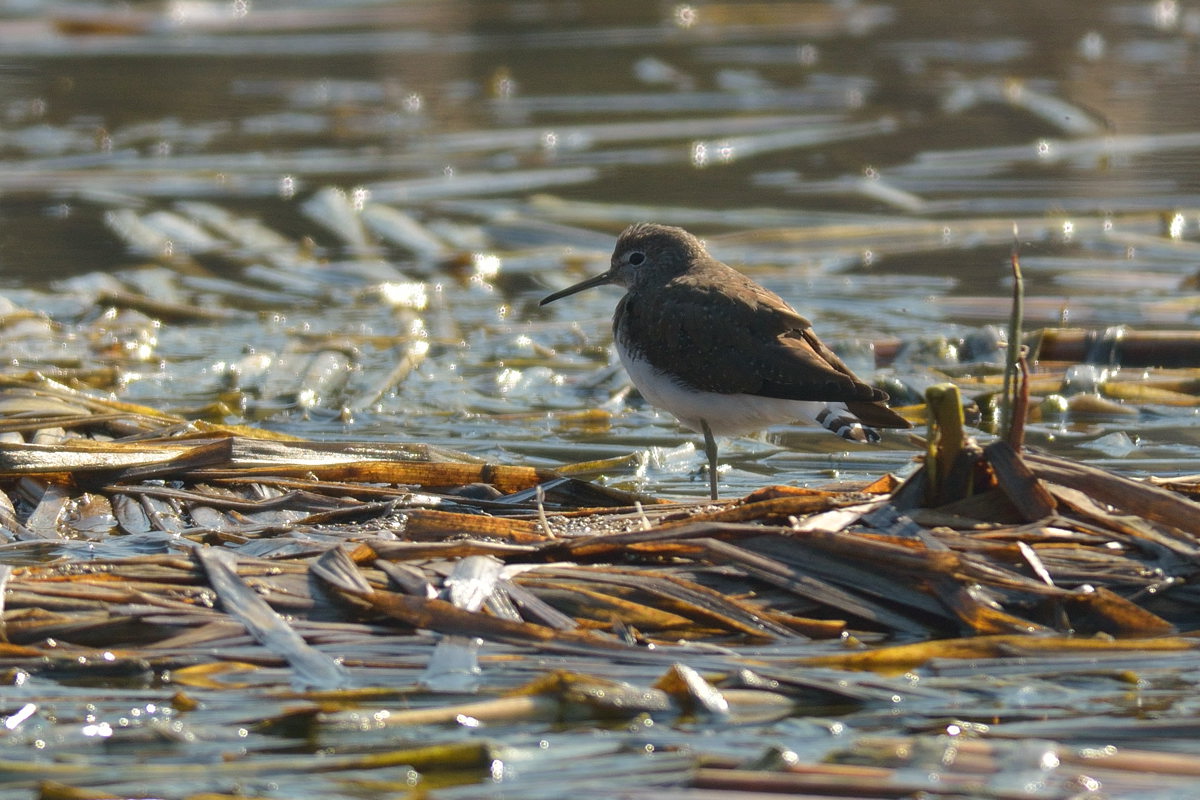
[{"left": 540, "top": 223, "right": 707, "bottom": 306}]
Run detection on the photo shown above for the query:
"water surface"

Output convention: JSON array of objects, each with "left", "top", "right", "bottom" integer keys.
[{"left": 4, "top": 3, "right": 1200, "bottom": 797}]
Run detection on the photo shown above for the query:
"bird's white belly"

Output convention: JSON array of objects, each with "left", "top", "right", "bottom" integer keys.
[{"left": 617, "top": 347, "right": 825, "bottom": 436}]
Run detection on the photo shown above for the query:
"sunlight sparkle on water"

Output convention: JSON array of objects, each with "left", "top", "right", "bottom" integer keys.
[
  {"left": 473, "top": 252, "right": 501, "bottom": 279},
  {"left": 378, "top": 281, "right": 428, "bottom": 310},
  {"left": 491, "top": 70, "right": 518, "bottom": 99},
  {"left": 82, "top": 722, "right": 113, "bottom": 738},
  {"left": 4, "top": 703, "right": 36, "bottom": 730},
  {"left": 496, "top": 368, "right": 522, "bottom": 394},
  {"left": 1169, "top": 211, "right": 1186, "bottom": 238},
  {"left": 1078, "top": 31, "right": 1106, "bottom": 60},
  {"left": 167, "top": 0, "right": 218, "bottom": 26},
  {"left": 1154, "top": 0, "right": 1179, "bottom": 29}
]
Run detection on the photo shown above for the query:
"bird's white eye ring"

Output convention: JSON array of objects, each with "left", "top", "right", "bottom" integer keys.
[{"left": 627, "top": 250, "right": 646, "bottom": 266}]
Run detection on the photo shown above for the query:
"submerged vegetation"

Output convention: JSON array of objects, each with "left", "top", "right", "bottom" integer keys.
[{"left": 3, "top": 373, "right": 1200, "bottom": 797}]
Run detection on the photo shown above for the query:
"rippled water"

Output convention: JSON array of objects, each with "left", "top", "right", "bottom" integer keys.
[{"left": 4, "top": 5, "right": 1200, "bottom": 795}]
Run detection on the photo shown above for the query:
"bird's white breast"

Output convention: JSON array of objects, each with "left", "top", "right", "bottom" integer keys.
[{"left": 615, "top": 340, "right": 826, "bottom": 436}]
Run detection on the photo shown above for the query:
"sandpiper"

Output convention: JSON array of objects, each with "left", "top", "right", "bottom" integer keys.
[{"left": 541, "top": 223, "right": 910, "bottom": 500}]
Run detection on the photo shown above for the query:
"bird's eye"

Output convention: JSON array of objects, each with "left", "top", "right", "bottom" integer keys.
[{"left": 627, "top": 250, "right": 646, "bottom": 266}]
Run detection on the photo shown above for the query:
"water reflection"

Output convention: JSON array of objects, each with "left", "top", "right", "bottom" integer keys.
[{"left": 6, "top": 2, "right": 1200, "bottom": 797}]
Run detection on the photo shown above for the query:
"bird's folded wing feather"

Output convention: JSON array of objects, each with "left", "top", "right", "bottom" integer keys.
[{"left": 626, "top": 277, "right": 888, "bottom": 403}]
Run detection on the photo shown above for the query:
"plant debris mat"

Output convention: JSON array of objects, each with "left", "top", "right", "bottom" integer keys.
[{"left": 5, "top": 376, "right": 1200, "bottom": 799}]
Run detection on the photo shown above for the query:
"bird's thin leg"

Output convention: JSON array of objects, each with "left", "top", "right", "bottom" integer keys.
[{"left": 700, "top": 419, "right": 719, "bottom": 501}]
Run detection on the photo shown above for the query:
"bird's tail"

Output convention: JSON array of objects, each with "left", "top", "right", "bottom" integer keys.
[{"left": 815, "top": 403, "right": 882, "bottom": 443}]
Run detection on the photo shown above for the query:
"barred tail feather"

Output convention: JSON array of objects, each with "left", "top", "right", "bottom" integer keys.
[{"left": 815, "top": 403, "right": 881, "bottom": 443}]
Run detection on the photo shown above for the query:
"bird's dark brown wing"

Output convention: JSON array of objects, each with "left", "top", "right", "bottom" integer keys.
[
  {"left": 753, "top": 324, "right": 887, "bottom": 401},
  {"left": 619, "top": 262, "right": 891, "bottom": 405}
]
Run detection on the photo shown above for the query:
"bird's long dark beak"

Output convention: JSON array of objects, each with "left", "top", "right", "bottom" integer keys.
[{"left": 538, "top": 271, "right": 614, "bottom": 306}]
